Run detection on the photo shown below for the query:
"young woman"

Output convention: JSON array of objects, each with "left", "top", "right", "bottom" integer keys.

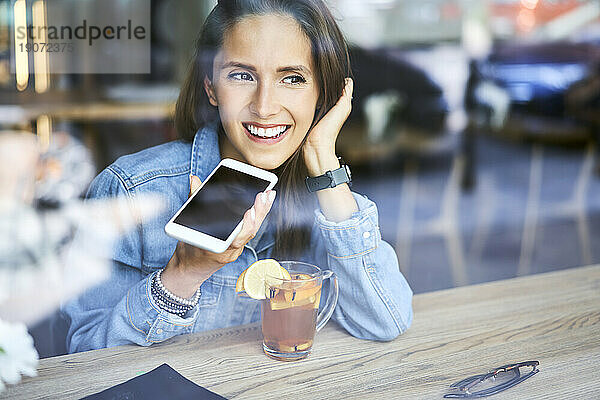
[{"left": 64, "top": 0, "right": 413, "bottom": 352}]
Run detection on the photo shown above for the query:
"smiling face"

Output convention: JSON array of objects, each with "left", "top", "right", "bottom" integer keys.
[{"left": 205, "top": 14, "right": 320, "bottom": 170}]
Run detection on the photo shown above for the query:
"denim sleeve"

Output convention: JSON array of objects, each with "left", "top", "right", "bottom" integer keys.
[
  {"left": 313, "top": 193, "right": 413, "bottom": 341},
  {"left": 63, "top": 168, "right": 199, "bottom": 353}
]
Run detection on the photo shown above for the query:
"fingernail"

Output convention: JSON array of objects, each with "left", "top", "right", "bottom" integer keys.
[
  {"left": 250, "top": 207, "right": 255, "bottom": 221},
  {"left": 268, "top": 190, "right": 276, "bottom": 203},
  {"left": 261, "top": 192, "right": 268, "bottom": 205}
]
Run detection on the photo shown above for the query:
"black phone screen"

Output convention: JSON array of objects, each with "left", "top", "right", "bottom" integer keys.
[{"left": 174, "top": 165, "right": 271, "bottom": 241}]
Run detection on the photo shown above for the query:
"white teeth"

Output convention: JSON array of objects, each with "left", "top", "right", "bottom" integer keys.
[{"left": 245, "top": 124, "right": 288, "bottom": 138}]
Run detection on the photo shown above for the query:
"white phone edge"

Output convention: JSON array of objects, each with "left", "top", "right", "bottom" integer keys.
[{"left": 164, "top": 158, "right": 278, "bottom": 254}]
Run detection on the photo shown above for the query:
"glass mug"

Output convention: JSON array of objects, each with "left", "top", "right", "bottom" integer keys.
[{"left": 261, "top": 261, "right": 339, "bottom": 361}]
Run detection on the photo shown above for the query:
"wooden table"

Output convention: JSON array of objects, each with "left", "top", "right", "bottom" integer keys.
[{"left": 4, "top": 265, "right": 599, "bottom": 399}]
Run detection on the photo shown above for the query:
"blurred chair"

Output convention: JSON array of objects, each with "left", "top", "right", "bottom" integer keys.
[
  {"left": 467, "top": 42, "right": 600, "bottom": 275},
  {"left": 395, "top": 153, "right": 469, "bottom": 287},
  {"left": 517, "top": 142, "right": 595, "bottom": 276},
  {"left": 518, "top": 62, "right": 600, "bottom": 274},
  {"left": 566, "top": 62, "right": 600, "bottom": 174},
  {"left": 348, "top": 46, "right": 448, "bottom": 135},
  {"left": 344, "top": 46, "right": 473, "bottom": 287}
]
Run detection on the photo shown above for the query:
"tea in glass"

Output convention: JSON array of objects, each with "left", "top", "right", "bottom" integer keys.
[
  {"left": 262, "top": 273, "right": 322, "bottom": 361},
  {"left": 261, "top": 261, "right": 337, "bottom": 361}
]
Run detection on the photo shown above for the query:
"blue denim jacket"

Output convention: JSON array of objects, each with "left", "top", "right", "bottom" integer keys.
[{"left": 63, "top": 125, "right": 413, "bottom": 353}]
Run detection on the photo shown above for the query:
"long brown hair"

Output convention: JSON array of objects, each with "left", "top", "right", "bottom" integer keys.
[{"left": 175, "top": 0, "right": 351, "bottom": 259}]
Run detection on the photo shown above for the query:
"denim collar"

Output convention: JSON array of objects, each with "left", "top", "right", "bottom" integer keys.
[
  {"left": 190, "top": 123, "right": 222, "bottom": 183},
  {"left": 189, "top": 124, "right": 275, "bottom": 254}
]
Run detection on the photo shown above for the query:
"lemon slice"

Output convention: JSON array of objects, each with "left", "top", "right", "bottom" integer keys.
[
  {"left": 283, "top": 280, "right": 321, "bottom": 303},
  {"left": 243, "top": 259, "right": 291, "bottom": 300}
]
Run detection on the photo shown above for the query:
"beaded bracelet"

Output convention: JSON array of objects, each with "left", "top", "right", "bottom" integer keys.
[
  {"left": 150, "top": 269, "right": 201, "bottom": 318},
  {"left": 150, "top": 283, "right": 193, "bottom": 317},
  {"left": 151, "top": 272, "right": 200, "bottom": 317}
]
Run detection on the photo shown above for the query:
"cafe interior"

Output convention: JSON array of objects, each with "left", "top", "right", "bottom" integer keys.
[{"left": 0, "top": 0, "right": 599, "bottom": 398}]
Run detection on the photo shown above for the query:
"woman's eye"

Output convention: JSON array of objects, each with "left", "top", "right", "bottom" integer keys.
[
  {"left": 229, "top": 72, "right": 253, "bottom": 81},
  {"left": 282, "top": 75, "right": 306, "bottom": 85}
]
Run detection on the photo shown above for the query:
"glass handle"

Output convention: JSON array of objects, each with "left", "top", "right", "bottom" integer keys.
[{"left": 316, "top": 270, "right": 338, "bottom": 332}]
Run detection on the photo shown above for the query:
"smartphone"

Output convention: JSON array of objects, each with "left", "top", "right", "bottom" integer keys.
[{"left": 165, "top": 158, "right": 278, "bottom": 253}]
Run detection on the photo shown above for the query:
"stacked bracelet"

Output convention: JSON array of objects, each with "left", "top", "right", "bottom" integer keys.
[{"left": 150, "top": 269, "right": 201, "bottom": 318}]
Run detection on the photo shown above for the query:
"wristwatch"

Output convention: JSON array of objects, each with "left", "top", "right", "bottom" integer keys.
[{"left": 305, "top": 158, "right": 352, "bottom": 192}]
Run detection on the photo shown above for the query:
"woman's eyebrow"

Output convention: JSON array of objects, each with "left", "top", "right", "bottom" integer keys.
[
  {"left": 221, "top": 61, "right": 256, "bottom": 71},
  {"left": 277, "top": 65, "right": 311, "bottom": 75},
  {"left": 221, "top": 61, "right": 311, "bottom": 76}
]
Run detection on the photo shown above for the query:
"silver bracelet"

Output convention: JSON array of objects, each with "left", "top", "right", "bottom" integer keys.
[
  {"left": 151, "top": 278, "right": 197, "bottom": 317},
  {"left": 156, "top": 269, "right": 201, "bottom": 306},
  {"left": 151, "top": 269, "right": 201, "bottom": 317}
]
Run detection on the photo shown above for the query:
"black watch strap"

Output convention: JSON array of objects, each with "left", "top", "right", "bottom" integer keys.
[{"left": 305, "top": 162, "right": 352, "bottom": 193}]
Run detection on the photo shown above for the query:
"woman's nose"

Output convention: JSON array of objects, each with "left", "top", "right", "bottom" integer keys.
[{"left": 249, "top": 82, "right": 280, "bottom": 119}]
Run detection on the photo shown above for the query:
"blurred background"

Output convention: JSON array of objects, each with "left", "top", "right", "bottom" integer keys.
[{"left": 1, "top": 0, "right": 599, "bottom": 356}]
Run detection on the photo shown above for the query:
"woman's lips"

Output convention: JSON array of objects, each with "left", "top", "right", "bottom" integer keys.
[{"left": 242, "top": 122, "right": 291, "bottom": 144}]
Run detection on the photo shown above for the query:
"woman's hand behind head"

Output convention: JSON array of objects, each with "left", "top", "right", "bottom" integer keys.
[{"left": 302, "top": 77, "right": 354, "bottom": 174}]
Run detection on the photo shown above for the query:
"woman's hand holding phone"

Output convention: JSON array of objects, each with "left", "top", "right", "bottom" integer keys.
[{"left": 161, "top": 175, "right": 276, "bottom": 299}]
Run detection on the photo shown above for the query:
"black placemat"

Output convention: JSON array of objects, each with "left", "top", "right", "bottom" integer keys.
[{"left": 81, "top": 363, "right": 227, "bottom": 400}]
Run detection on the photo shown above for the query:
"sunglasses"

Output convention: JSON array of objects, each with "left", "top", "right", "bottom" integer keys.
[{"left": 444, "top": 361, "right": 539, "bottom": 398}]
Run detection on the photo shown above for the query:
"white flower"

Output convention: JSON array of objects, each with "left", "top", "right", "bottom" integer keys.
[{"left": 0, "top": 319, "right": 38, "bottom": 393}]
